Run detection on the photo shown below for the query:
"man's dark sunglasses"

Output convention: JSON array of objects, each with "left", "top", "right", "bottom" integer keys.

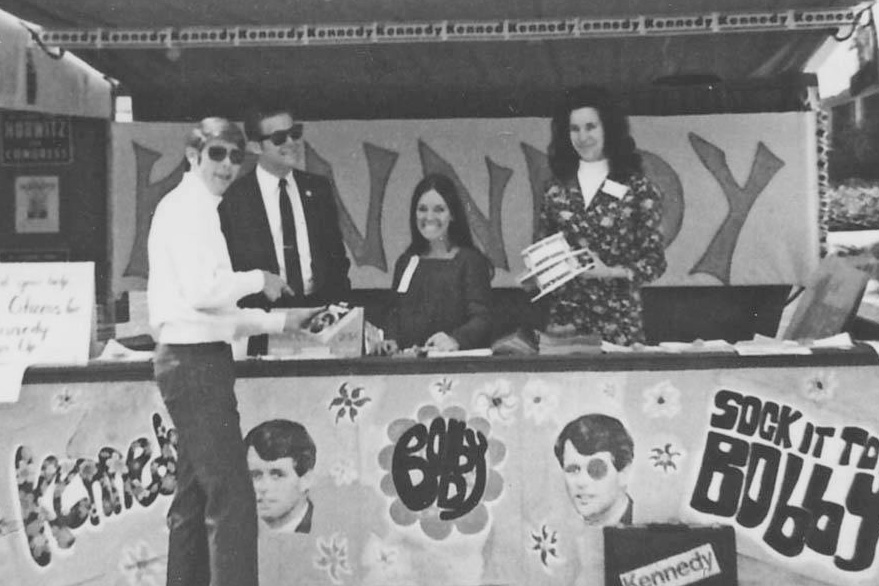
[
  {"left": 206, "top": 145, "right": 245, "bottom": 165},
  {"left": 259, "top": 124, "right": 304, "bottom": 146}
]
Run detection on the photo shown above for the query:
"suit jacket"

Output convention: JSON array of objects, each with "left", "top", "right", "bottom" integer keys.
[{"left": 219, "top": 168, "right": 351, "bottom": 312}]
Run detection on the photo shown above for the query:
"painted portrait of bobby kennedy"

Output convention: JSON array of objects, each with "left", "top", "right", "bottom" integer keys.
[
  {"left": 553, "top": 413, "right": 634, "bottom": 526},
  {"left": 245, "top": 419, "right": 316, "bottom": 533}
]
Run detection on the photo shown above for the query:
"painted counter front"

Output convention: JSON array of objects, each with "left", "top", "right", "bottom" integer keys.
[{"left": 3, "top": 352, "right": 879, "bottom": 586}]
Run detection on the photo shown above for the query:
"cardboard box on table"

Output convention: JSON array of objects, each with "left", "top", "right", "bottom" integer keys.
[{"left": 266, "top": 306, "right": 367, "bottom": 358}]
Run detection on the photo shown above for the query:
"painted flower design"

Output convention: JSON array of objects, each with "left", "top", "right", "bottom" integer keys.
[
  {"left": 521, "top": 378, "right": 560, "bottom": 425},
  {"left": 530, "top": 523, "right": 560, "bottom": 569},
  {"left": 330, "top": 459, "right": 358, "bottom": 486},
  {"left": 429, "top": 376, "right": 456, "bottom": 402},
  {"left": 15, "top": 447, "right": 37, "bottom": 486},
  {"left": 51, "top": 387, "right": 78, "bottom": 413},
  {"left": 802, "top": 371, "right": 837, "bottom": 405},
  {"left": 648, "top": 442, "right": 684, "bottom": 473},
  {"left": 79, "top": 460, "right": 98, "bottom": 481},
  {"left": 315, "top": 533, "right": 352, "bottom": 584},
  {"left": 107, "top": 451, "right": 127, "bottom": 476},
  {"left": 472, "top": 379, "right": 519, "bottom": 424},
  {"left": 600, "top": 378, "right": 623, "bottom": 405},
  {"left": 378, "top": 404, "right": 506, "bottom": 540},
  {"left": 119, "top": 540, "right": 164, "bottom": 586},
  {"left": 329, "top": 382, "right": 372, "bottom": 424},
  {"left": 362, "top": 534, "right": 407, "bottom": 580},
  {"left": 641, "top": 380, "right": 682, "bottom": 419},
  {"left": 29, "top": 532, "right": 51, "bottom": 564},
  {"left": 0, "top": 515, "right": 21, "bottom": 536}
]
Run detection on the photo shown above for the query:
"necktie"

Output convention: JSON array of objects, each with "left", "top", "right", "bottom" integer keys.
[{"left": 278, "top": 178, "right": 303, "bottom": 296}]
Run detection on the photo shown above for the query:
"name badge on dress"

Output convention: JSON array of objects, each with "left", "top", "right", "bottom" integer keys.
[
  {"left": 601, "top": 179, "right": 629, "bottom": 199},
  {"left": 397, "top": 255, "right": 420, "bottom": 293}
]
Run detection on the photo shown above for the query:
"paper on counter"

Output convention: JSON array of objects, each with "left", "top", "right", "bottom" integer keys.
[
  {"left": 659, "top": 340, "right": 736, "bottom": 353},
  {"left": 734, "top": 337, "right": 812, "bottom": 356},
  {"left": 426, "top": 348, "right": 493, "bottom": 358},
  {"left": 0, "top": 363, "right": 28, "bottom": 403},
  {"left": 809, "top": 333, "right": 855, "bottom": 348},
  {"left": 94, "top": 339, "right": 155, "bottom": 362}
]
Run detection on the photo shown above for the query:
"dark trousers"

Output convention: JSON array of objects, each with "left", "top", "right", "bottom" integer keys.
[{"left": 154, "top": 342, "right": 258, "bottom": 586}]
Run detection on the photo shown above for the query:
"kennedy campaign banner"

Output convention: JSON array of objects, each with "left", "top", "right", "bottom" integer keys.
[
  {"left": 2, "top": 363, "right": 876, "bottom": 586},
  {"left": 109, "top": 113, "right": 820, "bottom": 292}
]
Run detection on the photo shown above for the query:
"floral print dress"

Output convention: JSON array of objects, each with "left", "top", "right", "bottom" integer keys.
[{"left": 538, "top": 173, "right": 667, "bottom": 345}]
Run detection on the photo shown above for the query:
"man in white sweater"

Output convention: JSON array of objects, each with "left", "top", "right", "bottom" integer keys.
[{"left": 148, "top": 117, "right": 317, "bottom": 586}]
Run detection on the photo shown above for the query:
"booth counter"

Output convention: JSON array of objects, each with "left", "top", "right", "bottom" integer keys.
[{"left": 5, "top": 348, "right": 879, "bottom": 586}]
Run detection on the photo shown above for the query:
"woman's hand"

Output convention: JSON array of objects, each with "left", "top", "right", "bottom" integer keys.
[
  {"left": 578, "top": 255, "right": 632, "bottom": 280},
  {"left": 520, "top": 275, "right": 540, "bottom": 294},
  {"left": 424, "top": 332, "right": 460, "bottom": 352}
]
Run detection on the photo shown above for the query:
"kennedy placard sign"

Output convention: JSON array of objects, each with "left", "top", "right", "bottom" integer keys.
[
  {"left": 0, "top": 262, "right": 94, "bottom": 364},
  {"left": 618, "top": 544, "right": 722, "bottom": 586}
]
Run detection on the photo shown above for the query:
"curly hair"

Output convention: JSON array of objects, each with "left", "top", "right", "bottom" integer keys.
[{"left": 547, "top": 85, "right": 642, "bottom": 183}]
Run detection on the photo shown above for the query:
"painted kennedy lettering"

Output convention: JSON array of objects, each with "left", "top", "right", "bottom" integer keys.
[
  {"left": 305, "top": 141, "right": 393, "bottom": 271},
  {"left": 123, "top": 125, "right": 784, "bottom": 285},
  {"left": 688, "top": 135, "right": 785, "bottom": 285},
  {"left": 124, "top": 142, "right": 186, "bottom": 279},
  {"left": 419, "top": 140, "right": 512, "bottom": 271},
  {"left": 391, "top": 415, "right": 488, "bottom": 521},
  {"left": 690, "top": 389, "right": 879, "bottom": 572},
  {"left": 15, "top": 413, "right": 177, "bottom": 566}
]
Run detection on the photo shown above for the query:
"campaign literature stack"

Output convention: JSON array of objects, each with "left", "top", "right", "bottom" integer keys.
[{"left": 517, "top": 232, "right": 594, "bottom": 301}]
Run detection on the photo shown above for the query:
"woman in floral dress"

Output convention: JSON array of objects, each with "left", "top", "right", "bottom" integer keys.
[{"left": 537, "top": 85, "right": 667, "bottom": 345}]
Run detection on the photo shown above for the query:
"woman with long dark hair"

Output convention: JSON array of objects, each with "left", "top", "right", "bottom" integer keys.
[
  {"left": 537, "top": 85, "right": 667, "bottom": 345},
  {"left": 382, "top": 173, "right": 493, "bottom": 352}
]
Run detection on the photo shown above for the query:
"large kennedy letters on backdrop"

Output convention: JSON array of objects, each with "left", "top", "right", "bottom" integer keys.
[
  {"left": 123, "top": 143, "right": 185, "bottom": 278},
  {"left": 114, "top": 115, "right": 816, "bottom": 289},
  {"left": 419, "top": 140, "right": 513, "bottom": 271},
  {"left": 307, "top": 142, "right": 395, "bottom": 272},
  {"left": 688, "top": 136, "right": 785, "bottom": 285}
]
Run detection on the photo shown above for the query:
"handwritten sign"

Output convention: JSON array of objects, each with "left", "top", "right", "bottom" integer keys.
[{"left": 0, "top": 262, "right": 94, "bottom": 365}]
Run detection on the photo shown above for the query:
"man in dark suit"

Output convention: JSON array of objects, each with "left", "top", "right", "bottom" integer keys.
[{"left": 220, "top": 106, "right": 351, "bottom": 354}]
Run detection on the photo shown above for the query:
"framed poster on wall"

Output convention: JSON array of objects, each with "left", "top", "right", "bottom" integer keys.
[{"left": 14, "top": 175, "right": 59, "bottom": 233}]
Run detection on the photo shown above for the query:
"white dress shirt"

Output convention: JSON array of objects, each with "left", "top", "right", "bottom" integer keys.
[
  {"left": 256, "top": 165, "right": 315, "bottom": 295},
  {"left": 148, "top": 172, "right": 286, "bottom": 344},
  {"left": 577, "top": 158, "right": 610, "bottom": 210}
]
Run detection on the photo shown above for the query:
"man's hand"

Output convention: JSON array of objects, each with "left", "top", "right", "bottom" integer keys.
[
  {"left": 379, "top": 339, "right": 399, "bottom": 356},
  {"left": 261, "top": 271, "right": 294, "bottom": 302},
  {"left": 424, "top": 332, "right": 460, "bottom": 352},
  {"left": 283, "top": 307, "right": 325, "bottom": 333}
]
